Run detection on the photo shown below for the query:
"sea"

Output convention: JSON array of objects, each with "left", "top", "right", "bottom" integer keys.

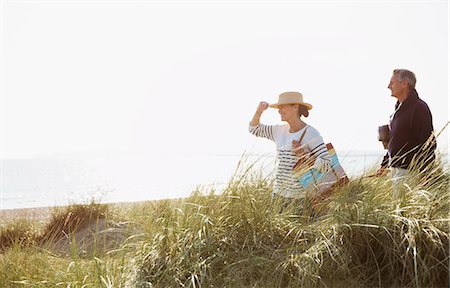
[{"left": 1, "top": 152, "right": 385, "bottom": 210}]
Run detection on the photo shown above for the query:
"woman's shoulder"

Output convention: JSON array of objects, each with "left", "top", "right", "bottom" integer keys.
[
  {"left": 273, "top": 123, "right": 289, "bottom": 131},
  {"left": 305, "top": 124, "right": 321, "bottom": 135},
  {"left": 304, "top": 124, "right": 325, "bottom": 141}
]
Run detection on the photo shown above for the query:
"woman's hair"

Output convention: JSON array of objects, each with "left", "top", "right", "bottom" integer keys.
[{"left": 298, "top": 104, "right": 309, "bottom": 118}]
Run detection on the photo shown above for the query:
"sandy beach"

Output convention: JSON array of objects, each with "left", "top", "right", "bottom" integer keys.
[
  {"left": 0, "top": 206, "right": 54, "bottom": 223},
  {"left": 0, "top": 202, "right": 139, "bottom": 224},
  {"left": 0, "top": 200, "right": 169, "bottom": 225}
]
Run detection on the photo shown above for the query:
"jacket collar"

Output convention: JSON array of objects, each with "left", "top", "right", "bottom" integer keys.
[{"left": 395, "top": 88, "right": 419, "bottom": 109}]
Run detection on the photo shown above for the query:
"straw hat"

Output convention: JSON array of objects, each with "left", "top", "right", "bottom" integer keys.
[{"left": 269, "top": 91, "right": 313, "bottom": 110}]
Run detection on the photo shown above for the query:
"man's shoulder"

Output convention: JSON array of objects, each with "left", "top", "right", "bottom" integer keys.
[{"left": 415, "top": 97, "right": 432, "bottom": 113}]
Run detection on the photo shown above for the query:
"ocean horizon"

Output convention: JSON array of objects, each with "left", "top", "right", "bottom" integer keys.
[{"left": 1, "top": 151, "right": 388, "bottom": 210}]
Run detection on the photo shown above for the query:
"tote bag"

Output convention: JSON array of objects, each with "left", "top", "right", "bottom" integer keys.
[{"left": 292, "top": 129, "right": 349, "bottom": 200}]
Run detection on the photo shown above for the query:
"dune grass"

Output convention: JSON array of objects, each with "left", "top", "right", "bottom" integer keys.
[{"left": 0, "top": 160, "right": 449, "bottom": 287}]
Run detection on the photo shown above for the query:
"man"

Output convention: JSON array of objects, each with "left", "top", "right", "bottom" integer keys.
[{"left": 377, "top": 69, "right": 436, "bottom": 187}]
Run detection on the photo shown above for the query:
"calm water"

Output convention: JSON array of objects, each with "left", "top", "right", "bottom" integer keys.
[{"left": 1, "top": 152, "right": 384, "bottom": 210}]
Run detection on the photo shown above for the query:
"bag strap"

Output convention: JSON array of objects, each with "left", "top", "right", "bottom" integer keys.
[
  {"left": 298, "top": 126, "right": 308, "bottom": 145},
  {"left": 291, "top": 126, "right": 309, "bottom": 171}
]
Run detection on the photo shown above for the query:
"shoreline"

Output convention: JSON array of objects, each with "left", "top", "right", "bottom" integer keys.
[
  {"left": 0, "top": 206, "right": 54, "bottom": 223},
  {"left": 0, "top": 199, "right": 181, "bottom": 224},
  {"left": 0, "top": 201, "right": 144, "bottom": 224}
]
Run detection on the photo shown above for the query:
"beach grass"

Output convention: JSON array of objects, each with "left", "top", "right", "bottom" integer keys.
[{"left": 0, "top": 159, "right": 448, "bottom": 287}]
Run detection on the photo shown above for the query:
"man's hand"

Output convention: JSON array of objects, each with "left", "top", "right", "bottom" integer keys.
[{"left": 376, "top": 166, "right": 388, "bottom": 176}]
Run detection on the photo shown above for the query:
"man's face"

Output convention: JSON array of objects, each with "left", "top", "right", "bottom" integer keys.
[{"left": 388, "top": 74, "right": 407, "bottom": 98}]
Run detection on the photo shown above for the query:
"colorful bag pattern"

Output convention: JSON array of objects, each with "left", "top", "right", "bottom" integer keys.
[{"left": 293, "top": 143, "right": 349, "bottom": 198}]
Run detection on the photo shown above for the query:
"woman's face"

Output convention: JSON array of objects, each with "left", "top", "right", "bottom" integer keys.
[{"left": 278, "top": 104, "right": 299, "bottom": 122}]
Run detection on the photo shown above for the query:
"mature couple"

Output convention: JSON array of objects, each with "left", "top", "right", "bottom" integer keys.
[{"left": 249, "top": 69, "right": 436, "bottom": 203}]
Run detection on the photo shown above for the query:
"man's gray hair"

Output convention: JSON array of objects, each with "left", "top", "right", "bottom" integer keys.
[{"left": 393, "top": 69, "right": 416, "bottom": 89}]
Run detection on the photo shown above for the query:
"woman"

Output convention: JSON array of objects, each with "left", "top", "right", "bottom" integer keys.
[{"left": 249, "top": 91, "right": 332, "bottom": 203}]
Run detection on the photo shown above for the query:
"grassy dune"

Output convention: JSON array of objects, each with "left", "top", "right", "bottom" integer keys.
[{"left": 0, "top": 160, "right": 449, "bottom": 287}]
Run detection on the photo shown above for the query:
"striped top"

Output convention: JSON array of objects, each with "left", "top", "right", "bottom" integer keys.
[{"left": 249, "top": 123, "right": 332, "bottom": 198}]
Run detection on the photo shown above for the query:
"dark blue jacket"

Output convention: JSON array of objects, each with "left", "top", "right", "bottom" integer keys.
[{"left": 381, "top": 89, "right": 436, "bottom": 170}]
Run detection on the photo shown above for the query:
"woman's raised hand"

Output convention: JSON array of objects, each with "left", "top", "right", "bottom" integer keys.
[
  {"left": 256, "top": 101, "right": 269, "bottom": 114},
  {"left": 251, "top": 101, "right": 269, "bottom": 126}
]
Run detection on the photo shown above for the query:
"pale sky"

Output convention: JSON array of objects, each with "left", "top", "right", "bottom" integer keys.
[{"left": 1, "top": 0, "right": 449, "bottom": 159}]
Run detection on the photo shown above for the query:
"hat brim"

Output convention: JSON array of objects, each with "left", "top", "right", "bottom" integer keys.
[{"left": 269, "top": 102, "right": 313, "bottom": 110}]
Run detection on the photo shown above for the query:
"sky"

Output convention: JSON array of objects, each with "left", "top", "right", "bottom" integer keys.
[{"left": 1, "top": 0, "right": 449, "bottom": 159}]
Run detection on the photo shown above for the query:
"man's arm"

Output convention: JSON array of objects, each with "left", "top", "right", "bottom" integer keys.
[{"left": 377, "top": 153, "right": 389, "bottom": 176}]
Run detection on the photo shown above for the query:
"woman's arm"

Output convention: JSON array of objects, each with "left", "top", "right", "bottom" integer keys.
[
  {"left": 303, "top": 128, "right": 332, "bottom": 173},
  {"left": 250, "top": 101, "right": 269, "bottom": 126},
  {"left": 310, "top": 143, "right": 332, "bottom": 173},
  {"left": 249, "top": 101, "right": 276, "bottom": 141}
]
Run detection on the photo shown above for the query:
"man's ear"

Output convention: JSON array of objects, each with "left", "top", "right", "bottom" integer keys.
[{"left": 401, "top": 80, "right": 409, "bottom": 88}]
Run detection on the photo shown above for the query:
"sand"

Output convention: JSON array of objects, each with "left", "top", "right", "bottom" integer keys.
[
  {"left": 0, "top": 206, "right": 54, "bottom": 224},
  {"left": 0, "top": 200, "right": 157, "bottom": 224}
]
